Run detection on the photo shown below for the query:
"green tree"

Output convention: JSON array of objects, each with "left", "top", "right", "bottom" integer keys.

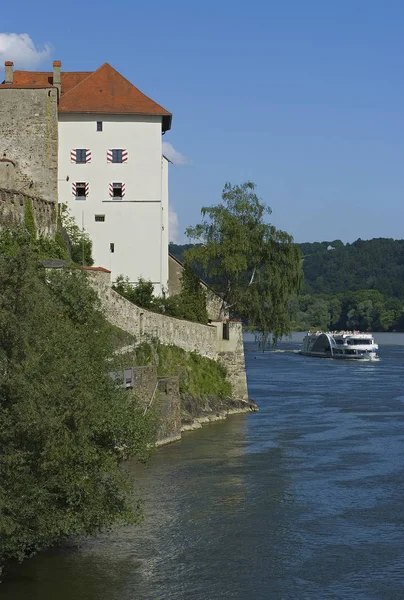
[
  {"left": 60, "top": 203, "right": 93, "bottom": 266},
  {"left": 113, "top": 269, "right": 208, "bottom": 325},
  {"left": 0, "top": 233, "right": 155, "bottom": 570},
  {"left": 113, "top": 275, "right": 155, "bottom": 309},
  {"left": 185, "top": 182, "right": 302, "bottom": 341},
  {"left": 171, "top": 263, "right": 208, "bottom": 323}
]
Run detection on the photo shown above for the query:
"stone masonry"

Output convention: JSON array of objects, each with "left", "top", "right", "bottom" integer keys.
[
  {"left": 0, "top": 86, "right": 58, "bottom": 204},
  {"left": 88, "top": 268, "right": 249, "bottom": 400},
  {"left": 90, "top": 269, "right": 219, "bottom": 360},
  {"left": 0, "top": 188, "right": 57, "bottom": 238}
]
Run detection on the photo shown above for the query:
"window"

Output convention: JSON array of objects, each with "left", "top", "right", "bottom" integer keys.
[
  {"left": 107, "top": 148, "right": 127, "bottom": 163},
  {"left": 222, "top": 322, "right": 230, "bottom": 341},
  {"left": 97, "top": 121, "right": 103, "bottom": 132},
  {"left": 71, "top": 149, "right": 90, "bottom": 163},
  {"left": 110, "top": 243, "right": 115, "bottom": 253},
  {"left": 112, "top": 149, "right": 123, "bottom": 163},
  {"left": 76, "top": 149, "right": 87, "bottom": 163},
  {"left": 95, "top": 214, "right": 105, "bottom": 222},
  {"left": 112, "top": 182, "right": 123, "bottom": 198},
  {"left": 75, "top": 182, "right": 87, "bottom": 199},
  {"left": 124, "top": 368, "right": 134, "bottom": 389}
]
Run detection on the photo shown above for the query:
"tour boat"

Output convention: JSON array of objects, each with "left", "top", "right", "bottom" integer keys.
[{"left": 300, "top": 331, "right": 379, "bottom": 360}]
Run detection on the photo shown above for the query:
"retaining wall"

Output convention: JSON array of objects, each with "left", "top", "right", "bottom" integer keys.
[
  {"left": 88, "top": 269, "right": 249, "bottom": 401},
  {"left": 90, "top": 269, "right": 219, "bottom": 360},
  {"left": 0, "top": 187, "right": 57, "bottom": 238}
]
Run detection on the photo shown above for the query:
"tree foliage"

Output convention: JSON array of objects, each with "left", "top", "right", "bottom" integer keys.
[
  {"left": 113, "top": 275, "right": 155, "bottom": 309},
  {"left": 301, "top": 238, "right": 404, "bottom": 299},
  {"left": 60, "top": 203, "right": 93, "bottom": 266},
  {"left": 0, "top": 231, "right": 155, "bottom": 569},
  {"left": 113, "top": 267, "right": 208, "bottom": 324},
  {"left": 290, "top": 290, "right": 404, "bottom": 332},
  {"left": 185, "top": 182, "right": 302, "bottom": 340}
]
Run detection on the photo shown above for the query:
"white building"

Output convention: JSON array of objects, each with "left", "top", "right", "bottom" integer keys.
[{"left": 9, "top": 61, "right": 172, "bottom": 294}]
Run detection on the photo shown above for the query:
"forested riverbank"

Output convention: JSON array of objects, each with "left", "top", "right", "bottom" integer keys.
[{"left": 170, "top": 238, "right": 404, "bottom": 332}]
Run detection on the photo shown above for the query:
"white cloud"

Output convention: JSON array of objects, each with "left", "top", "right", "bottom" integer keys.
[
  {"left": 169, "top": 205, "right": 180, "bottom": 243},
  {"left": 0, "top": 33, "right": 51, "bottom": 69},
  {"left": 162, "top": 141, "right": 192, "bottom": 166}
]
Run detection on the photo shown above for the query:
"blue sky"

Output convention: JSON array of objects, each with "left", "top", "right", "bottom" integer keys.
[{"left": 2, "top": 0, "right": 404, "bottom": 243}]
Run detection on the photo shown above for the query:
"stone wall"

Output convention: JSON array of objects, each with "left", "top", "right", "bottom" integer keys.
[
  {"left": 0, "top": 188, "right": 57, "bottom": 238},
  {"left": 132, "top": 366, "right": 158, "bottom": 406},
  {"left": 127, "top": 366, "right": 181, "bottom": 446},
  {"left": 0, "top": 87, "right": 58, "bottom": 204},
  {"left": 155, "top": 377, "right": 181, "bottom": 446},
  {"left": 88, "top": 268, "right": 249, "bottom": 401},
  {"left": 90, "top": 269, "right": 219, "bottom": 360},
  {"left": 218, "top": 321, "right": 249, "bottom": 401}
]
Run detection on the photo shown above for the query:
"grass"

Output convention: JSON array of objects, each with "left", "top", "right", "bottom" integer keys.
[{"left": 134, "top": 341, "right": 232, "bottom": 402}]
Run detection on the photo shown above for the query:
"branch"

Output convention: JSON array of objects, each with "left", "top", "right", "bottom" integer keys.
[{"left": 249, "top": 267, "right": 256, "bottom": 286}]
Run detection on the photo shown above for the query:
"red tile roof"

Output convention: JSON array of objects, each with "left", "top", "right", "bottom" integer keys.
[
  {"left": 3, "top": 62, "right": 172, "bottom": 131},
  {"left": 11, "top": 70, "right": 92, "bottom": 94}
]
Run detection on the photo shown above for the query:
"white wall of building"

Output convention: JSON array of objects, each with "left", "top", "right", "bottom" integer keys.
[
  {"left": 161, "top": 156, "right": 169, "bottom": 294},
  {"left": 58, "top": 113, "right": 169, "bottom": 294}
]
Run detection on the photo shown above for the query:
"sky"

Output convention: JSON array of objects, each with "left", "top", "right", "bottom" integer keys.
[{"left": 1, "top": 1, "right": 404, "bottom": 244}]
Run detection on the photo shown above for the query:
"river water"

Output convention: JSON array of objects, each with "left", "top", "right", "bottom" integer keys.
[{"left": 2, "top": 334, "right": 404, "bottom": 599}]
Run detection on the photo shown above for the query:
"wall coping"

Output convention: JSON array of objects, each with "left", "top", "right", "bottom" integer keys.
[{"left": 0, "top": 187, "right": 56, "bottom": 206}]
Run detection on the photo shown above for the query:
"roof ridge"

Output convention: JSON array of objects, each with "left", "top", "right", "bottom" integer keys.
[
  {"left": 102, "top": 63, "right": 170, "bottom": 113},
  {"left": 58, "top": 63, "right": 114, "bottom": 103},
  {"left": 59, "top": 62, "right": 169, "bottom": 114},
  {"left": 56, "top": 69, "right": 97, "bottom": 98}
]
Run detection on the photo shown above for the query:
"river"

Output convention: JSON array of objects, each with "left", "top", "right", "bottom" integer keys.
[{"left": 2, "top": 334, "right": 404, "bottom": 599}]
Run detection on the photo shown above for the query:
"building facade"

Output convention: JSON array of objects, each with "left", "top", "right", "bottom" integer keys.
[{"left": 2, "top": 61, "right": 172, "bottom": 294}]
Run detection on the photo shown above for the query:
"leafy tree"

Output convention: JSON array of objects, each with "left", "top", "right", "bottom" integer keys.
[
  {"left": 113, "top": 275, "right": 155, "bottom": 309},
  {"left": 185, "top": 182, "right": 302, "bottom": 340},
  {"left": 0, "top": 232, "right": 155, "bottom": 570},
  {"left": 60, "top": 203, "right": 93, "bottom": 266},
  {"left": 172, "top": 263, "right": 208, "bottom": 323},
  {"left": 113, "top": 268, "right": 208, "bottom": 325}
]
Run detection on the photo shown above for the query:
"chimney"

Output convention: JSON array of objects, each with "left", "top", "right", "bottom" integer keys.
[
  {"left": 53, "top": 60, "right": 61, "bottom": 95},
  {"left": 4, "top": 61, "right": 13, "bottom": 84}
]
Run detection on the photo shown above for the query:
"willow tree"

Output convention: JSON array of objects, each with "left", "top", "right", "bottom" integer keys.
[{"left": 185, "top": 182, "right": 302, "bottom": 342}]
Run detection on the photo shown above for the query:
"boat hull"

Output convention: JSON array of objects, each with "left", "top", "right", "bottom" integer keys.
[{"left": 299, "top": 351, "right": 378, "bottom": 361}]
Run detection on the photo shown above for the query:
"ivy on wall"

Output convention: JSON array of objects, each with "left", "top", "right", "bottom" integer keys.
[{"left": 24, "top": 197, "right": 37, "bottom": 240}]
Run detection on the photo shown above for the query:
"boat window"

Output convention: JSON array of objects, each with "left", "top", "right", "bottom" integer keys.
[
  {"left": 345, "top": 349, "right": 356, "bottom": 354},
  {"left": 335, "top": 339, "right": 344, "bottom": 345}
]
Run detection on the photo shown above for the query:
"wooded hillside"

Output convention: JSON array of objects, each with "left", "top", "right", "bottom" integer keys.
[{"left": 170, "top": 238, "right": 404, "bottom": 331}]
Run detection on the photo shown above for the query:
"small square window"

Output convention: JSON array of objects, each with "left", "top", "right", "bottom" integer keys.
[
  {"left": 76, "top": 149, "right": 86, "bottom": 163},
  {"left": 112, "top": 149, "right": 123, "bottom": 163},
  {"left": 112, "top": 182, "right": 123, "bottom": 198},
  {"left": 95, "top": 215, "right": 105, "bottom": 222},
  {"left": 97, "top": 121, "right": 103, "bottom": 132},
  {"left": 75, "top": 182, "right": 87, "bottom": 198}
]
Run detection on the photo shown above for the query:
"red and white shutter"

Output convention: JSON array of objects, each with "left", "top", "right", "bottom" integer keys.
[
  {"left": 72, "top": 183, "right": 89, "bottom": 196},
  {"left": 71, "top": 149, "right": 91, "bottom": 163},
  {"left": 107, "top": 149, "right": 128, "bottom": 162},
  {"left": 109, "top": 183, "right": 125, "bottom": 198}
]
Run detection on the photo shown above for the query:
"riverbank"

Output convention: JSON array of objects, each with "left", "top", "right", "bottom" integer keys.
[{"left": 156, "top": 396, "right": 258, "bottom": 446}]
